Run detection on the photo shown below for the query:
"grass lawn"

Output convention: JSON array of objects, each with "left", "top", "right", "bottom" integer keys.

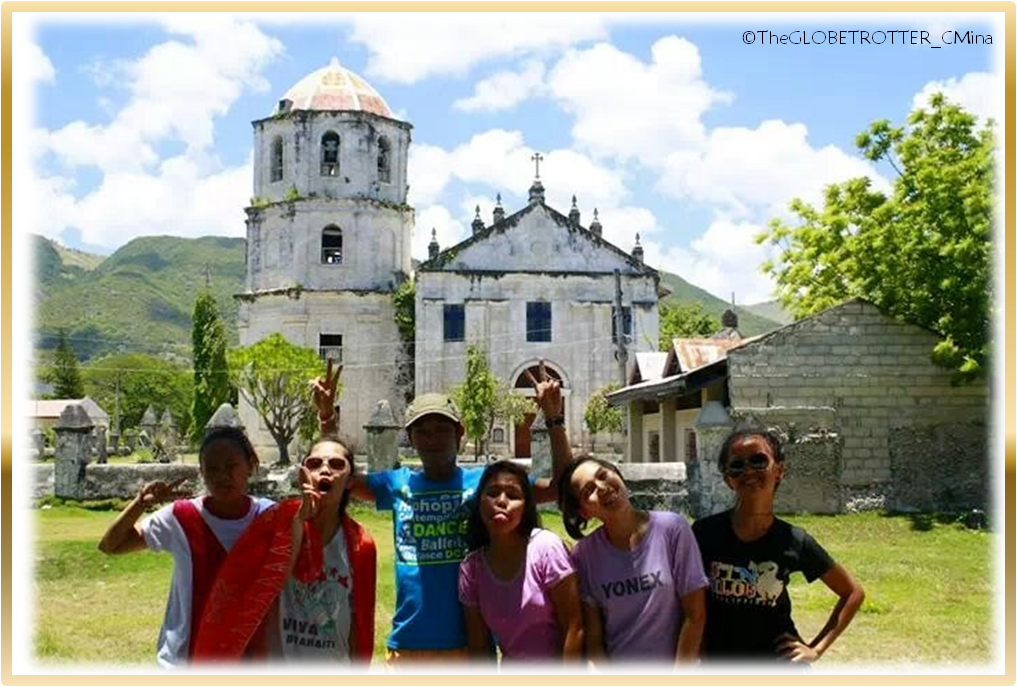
[{"left": 32, "top": 504, "right": 993, "bottom": 666}]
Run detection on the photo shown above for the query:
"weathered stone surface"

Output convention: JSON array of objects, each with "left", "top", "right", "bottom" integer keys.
[
  {"left": 206, "top": 403, "right": 245, "bottom": 431},
  {"left": 889, "top": 421, "right": 987, "bottom": 512},
  {"left": 365, "top": 400, "right": 400, "bottom": 473},
  {"left": 82, "top": 464, "right": 202, "bottom": 501},
  {"left": 55, "top": 404, "right": 93, "bottom": 431}
]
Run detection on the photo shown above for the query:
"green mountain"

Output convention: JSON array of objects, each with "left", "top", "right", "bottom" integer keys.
[
  {"left": 743, "top": 299, "right": 793, "bottom": 326},
  {"left": 33, "top": 235, "right": 102, "bottom": 294},
  {"left": 34, "top": 235, "right": 245, "bottom": 361},
  {"left": 657, "top": 270, "right": 781, "bottom": 337},
  {"left": 33, "top": 233, "right": 781, "bottom": 362}
]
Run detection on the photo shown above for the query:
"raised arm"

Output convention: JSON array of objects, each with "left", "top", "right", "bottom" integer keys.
[
  {"left": 310, "top": 363, "right": 377, "bottom": 503},
  {"left": 527, "top": 360, "right": 573, "bottom": 504},
  {"left": 98, "top": 478, "right": 189, "bottom": 555}
]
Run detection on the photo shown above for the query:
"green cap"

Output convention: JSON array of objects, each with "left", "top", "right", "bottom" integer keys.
[{"left": 405, "top": 393, "right": 462, "bottom": 429}]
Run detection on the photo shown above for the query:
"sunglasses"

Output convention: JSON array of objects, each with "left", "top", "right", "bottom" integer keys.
[
  {"left": 304, "top": 456, "right": 349, "bottom": 471},
  {"left": 724, "top": 453, "right": 773, "bottom": 477}
]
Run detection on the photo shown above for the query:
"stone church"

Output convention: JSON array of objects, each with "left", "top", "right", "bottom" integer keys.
[{"left": 238, "top": 60, "right": 663, "bottom": 457}]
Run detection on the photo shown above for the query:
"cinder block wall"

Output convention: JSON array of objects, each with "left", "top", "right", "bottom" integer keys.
[{"left": 726, "top": 300, "right": 988, "bottom": 512}]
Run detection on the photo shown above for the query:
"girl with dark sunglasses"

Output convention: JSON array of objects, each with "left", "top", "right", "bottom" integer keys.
[{"left": 692, "top": 429, "right": 864, "bottom": 664}]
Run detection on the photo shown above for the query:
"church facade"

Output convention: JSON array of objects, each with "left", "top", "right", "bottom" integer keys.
[{"left": 237, "top": 60, "right": 663, "bottom": 456}]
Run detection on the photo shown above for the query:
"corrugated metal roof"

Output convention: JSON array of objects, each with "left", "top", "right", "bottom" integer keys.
[{"left": 672, "top": 337, "right": 747, "bottom": 373}]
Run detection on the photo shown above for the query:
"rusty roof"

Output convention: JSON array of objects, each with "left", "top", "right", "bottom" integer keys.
[{"left": 665, "top": 336, "right": 754, "bottom": 376}]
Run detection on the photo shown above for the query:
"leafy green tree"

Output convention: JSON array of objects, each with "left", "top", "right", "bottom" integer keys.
[
  {"left": 191, "top": 290, "right": 232, "bottom": 441},
  {"left": 658, "top": 301, "right": 720, "bottom": 348},
  {"left": 584, "top": 383, "right": 623, "bottom": 451},
  {"left": 452, "top": 345, "right": 499, "bottom": 460},
  {"left": 81, "top": 353, "right": 193, "bottom": 433},
  {"left": 49, "top": 330, "right": 85, "bottom": 399},
  {"left": 758, "top": 95, "right": 993, "bottom": 379},
  {"left": 392, "top": 278, "right": 416, "bottom": 343},
  {"left": 229, "top": 334, "right": 325, "bottom": 465}
]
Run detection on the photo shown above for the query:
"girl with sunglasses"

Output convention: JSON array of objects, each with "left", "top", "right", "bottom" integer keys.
[{"left": 692, "top": 430, "right": 864, "bottom": 663}]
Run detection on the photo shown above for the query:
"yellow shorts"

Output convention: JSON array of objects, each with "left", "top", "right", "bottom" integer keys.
[{"left": 384, "top": 646, "right": 471, "bottom": 674}]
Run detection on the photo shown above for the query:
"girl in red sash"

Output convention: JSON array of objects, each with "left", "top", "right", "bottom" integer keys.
[
  {"left": 98, "top": 426, "right": 273, "bottom": 667},
  {"left": 193, "top": 435, "right": 377, "bottom": 664}
]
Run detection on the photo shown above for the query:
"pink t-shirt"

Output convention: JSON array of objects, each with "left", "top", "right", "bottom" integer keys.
[{"left": 458, "top": 528, "right": 576, "bottom": 660}]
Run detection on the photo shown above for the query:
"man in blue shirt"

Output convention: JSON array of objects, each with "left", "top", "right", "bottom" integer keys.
[{"left": 314, "top": 360, "right": 569, "bottom": 663}]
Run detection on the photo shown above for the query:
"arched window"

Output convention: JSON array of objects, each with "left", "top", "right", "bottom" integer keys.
[
  {"left": 377, "top": 136, "right": 392, "bottom": 184},
  {"left": 320, "top": 131, "right": 340, "bottom": 176},
  {"left": 321, "top": 225, "right": 343, "bottom": 264},
  {"left": 270, "top": 136, "right": 284, "bottom": 182},
  {"left": 492, "top": 427, "right": 505, "bottom": 444}
]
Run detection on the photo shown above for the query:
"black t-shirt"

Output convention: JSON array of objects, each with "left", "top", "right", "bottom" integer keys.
[{"left": 692, "top": 510, "right": 835, "bottom": 659}]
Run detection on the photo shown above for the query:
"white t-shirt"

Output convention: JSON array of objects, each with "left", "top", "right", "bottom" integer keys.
[
  {"left": 140, "top": 496, "right": 276, "bottom": 667},
  {"left": 273, "top": 525, "right": 353, "bottom": 662}
]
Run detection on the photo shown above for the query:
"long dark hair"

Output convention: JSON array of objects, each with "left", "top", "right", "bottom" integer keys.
[
  {"left": 467, "top": 460, "right": 541, "bottom": 551},
  {"left": 556, "top": 455, "right": 627, "bottom": 540},
  {"left": 305, "top": 435, "right": 354, "bottom": 519},
  {"left": 199, "top": 426, "right": 259, "bottom": 471}
]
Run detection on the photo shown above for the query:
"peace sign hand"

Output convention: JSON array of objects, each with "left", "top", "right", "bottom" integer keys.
[
  {"left": 310, "top": 358, "right": 343, "bottom": 421},
  {"left": 524, "top": 359, "right": 563, "bottom": 419}
]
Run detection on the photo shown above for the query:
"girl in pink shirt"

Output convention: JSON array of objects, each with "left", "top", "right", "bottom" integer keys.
[{"left": 458, "top": 461, "right": 583, "bottom": 664}]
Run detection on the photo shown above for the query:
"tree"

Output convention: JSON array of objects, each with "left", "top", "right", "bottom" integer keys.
[
  {"left": 49, "top": 330, "right": 84, "bottom": 399},
  {"left": 584, "top": 383, "right": 623, "bottom": 451},
  {"left": 81, "top": 353, "right": 193, "bottom": 433},
  {"left": 758, "top": 95, "right": 993, "bottom": 379},
  {"left": 451, "top": 346, "right": 536, "bottom": 460},
  {"left": 229, "top": 334, "right": 325, "bottom": 465},
  {"left": 658, "top": 301, "right": 721, "bottom": 348},
  {"left": 191, "top": 290, "right": 232, "bottom": 441},
  {"left": 452, "top": 345, "right": 498, "bottom": 460}
]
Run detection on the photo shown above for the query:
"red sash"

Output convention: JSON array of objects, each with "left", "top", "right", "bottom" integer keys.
[
  {"left": 192, "top": 499, "right": 376, "bottom": 663},
  {"left": 172, "top": 499, "right": 227, "bottom": 659}
]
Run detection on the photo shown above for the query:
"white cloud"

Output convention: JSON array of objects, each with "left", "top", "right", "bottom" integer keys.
[
  {"left": 349, "top": 13, "right": 606, "bottom": 84},
  {"left": 912, "top": 71, "right": 1001, "bottom": 126},
  {"left": 30, "top": 19, "right": 283, "bottom": 249},
  {"left": 41, "top": 155, "right": 252, "bottom": 247},
  {"left": 408, "top": 129, "right": 628, "bottom": 211},
  {"left": 19, "top": 37, "right": 55, "bottom": 84},
  {"left": 414, "top": 205, "right": 467, "bottom": 261},
  {"left": 547, "top": 36, "right": 733, "bottom": 165},
  {"left": 915, "top": 13, "right": 960, "bottom": 46},
  {"left": 454, "top": 60, "right": 546, "bottom": 113},
  {"left": 45, "top": 20, "right": 283, "bottom": 174},
  {"left": 658, "top": 119, "right": 886, "bottom": 218},
  {"left": 645, "top": 217, "right": 777, "bottom": 305}
]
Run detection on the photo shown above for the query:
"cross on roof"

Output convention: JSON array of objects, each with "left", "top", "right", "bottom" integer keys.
[{"left": 531, "top": 152, "right": 544, "bottom": 179}]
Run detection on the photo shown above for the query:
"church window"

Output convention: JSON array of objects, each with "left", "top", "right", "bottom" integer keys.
[
  {"left": 526, "top": 301, "right": 552, "bottom": 342},
  {"left": 492, "top": 427, "right": 505, "bottom": 444},
  {"left": 318, "top": 334, "right": 343, "bottom": 364},
  {"left": 612, "top": 306, "right": 633, "bottom": 345},
  {"left": 377, "top": 136, "right": 392, "bottom": 184},
  {"left": 270, "top": 136, "right": 284, "bottom": 182},
  {"left": 321, "top": 131, "right": 340, "bottom": 176},
  {"left": 444, "top": 304, "right": 465, "bottom": 342},
  {"left": 321, "top": 225, "right": 343, "bottom": 264}
]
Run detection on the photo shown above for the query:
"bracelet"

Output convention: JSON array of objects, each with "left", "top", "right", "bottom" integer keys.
[{"left": 545, "top": 415, "right": 565, "bottom": 429}]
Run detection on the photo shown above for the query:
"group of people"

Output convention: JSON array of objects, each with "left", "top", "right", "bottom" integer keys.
[{"left": 99, "top": 360, "right": 864, "bottom": 669}]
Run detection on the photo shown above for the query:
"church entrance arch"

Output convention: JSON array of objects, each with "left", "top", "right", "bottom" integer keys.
[{"left": 510, "top": 360, "right": 569, "bottom": 458}]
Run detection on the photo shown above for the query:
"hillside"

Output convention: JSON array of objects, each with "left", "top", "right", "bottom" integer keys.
[
  {"left": 20, "top": 233, "right": 103, "bottom": 306},
  {"left": 33, "top": 235, "right": 245, "bottom": 361},
  {"left": 744, "top": 299, "right": 793, "bottom": 326},
  {"left": 657, "top": 271, "right": 781, "bottom": 337}
]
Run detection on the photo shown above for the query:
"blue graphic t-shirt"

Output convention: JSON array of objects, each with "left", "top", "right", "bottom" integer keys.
[{"left": 368, "top": 465, "right": 484, "bottom": 650}]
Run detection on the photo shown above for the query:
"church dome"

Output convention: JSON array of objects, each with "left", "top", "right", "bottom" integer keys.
[{"left": 276, "top": 57, "right": 394, "bottom": 119}]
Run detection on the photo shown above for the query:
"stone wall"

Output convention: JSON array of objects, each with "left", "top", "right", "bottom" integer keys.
[
  {"left": 19, "top": 461, "right": 200, "bottom": 500},
  {"left": 727, "top": 299, "right": 988, "bottom": 512},
  {"left": 619, "top": 462, "right": 689, "bottom": 515}
]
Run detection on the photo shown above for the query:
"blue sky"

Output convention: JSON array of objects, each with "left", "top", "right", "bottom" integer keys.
[{"left": 17, "top": 12, "right": 1001, "bottom": 303}]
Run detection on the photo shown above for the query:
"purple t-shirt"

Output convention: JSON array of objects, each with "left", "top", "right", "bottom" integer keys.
[
  {"left": 571, "top": 511, "right": 708, "bottom": 660},
  {"left": 458, "top": 528, "right": 576, "bottom": 660}
]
